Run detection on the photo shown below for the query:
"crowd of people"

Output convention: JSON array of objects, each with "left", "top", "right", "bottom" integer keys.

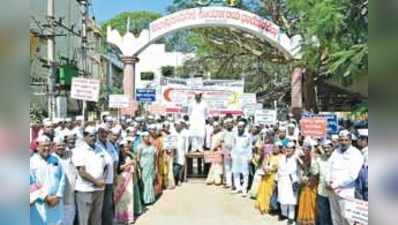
[{"left": 29, "top": 94, "right": 368, "bottom": 225}]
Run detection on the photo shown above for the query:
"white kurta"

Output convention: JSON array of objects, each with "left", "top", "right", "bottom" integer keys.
[
  {"left": 327, "top": 145, "right": 363, "bottom": 198},
  {"left": 174, "top": 131, "right": 188, "bottom": 166},
  {"left": 277, "top": 155, "right": 299, "bottom": 205},
  {"left": 231, "top": 133, "right": 252, "bottom": 175},
  {"left": 189, "top": 101, "right": 208, "bottom": 137},
  {"left": 205, "top": 124, "right": 214, "bottom": 149}
]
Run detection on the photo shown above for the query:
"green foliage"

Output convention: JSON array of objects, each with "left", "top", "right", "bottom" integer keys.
[
  {"left": 286, "top": 0, "right": 368, "bottom": 79},
  {"left": 161, "top": 66, "right": 176, "bottom": 77},
  {"left": 30, "top": 102, "right": 47, "bottom": 123}
]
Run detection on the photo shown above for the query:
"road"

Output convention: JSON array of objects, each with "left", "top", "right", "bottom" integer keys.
[{"left": 134, "top": 179, "right": 285, "bottom": 225}]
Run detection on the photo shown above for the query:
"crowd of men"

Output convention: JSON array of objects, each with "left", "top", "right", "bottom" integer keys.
[{"left": 29, "top": 94, "right": 368, "bottom": 225}]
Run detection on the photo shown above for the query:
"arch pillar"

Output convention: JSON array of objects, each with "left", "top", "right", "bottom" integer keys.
[{"left": 121, "top": 56, "right": 139, "bottom": 100}]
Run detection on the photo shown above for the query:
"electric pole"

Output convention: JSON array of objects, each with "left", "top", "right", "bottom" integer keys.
[
  {"left": 47, "top": 0, "right": 56, "bottom": 120},
  {"left": 78, "top": 0, "right": 89, "bottom": 123}
]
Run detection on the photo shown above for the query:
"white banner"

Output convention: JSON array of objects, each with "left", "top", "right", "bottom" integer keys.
[
  {"left": 344, "top": 199, "right": 368, "bottom": 225},
  {"left": 160, "top": 78, "right": 244, "bottom": 115},
  {"left": 70, "top": 77, "right": 100, "bottom": 102},
  {"left": 109, "top": 95, "right": 129, "bottom": 108},
  {"left": 255, "top": 109, "right": 277, "bottom": 125}
]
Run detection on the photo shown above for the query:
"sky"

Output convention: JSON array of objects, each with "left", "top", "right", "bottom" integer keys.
[{"left": 92, "top": 0, "right": 173, "bottom": 23}]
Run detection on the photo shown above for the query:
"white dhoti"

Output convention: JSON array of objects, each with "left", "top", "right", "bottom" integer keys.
[
  {"left": 206, "top": 163, "right": 223, "bottom": 185},
  {"left": 63, "top": 204, "right": 76, "bottom": 225},
  {"left": 223, "top": 154, "right": 232, "bottom": 187},
  {"left": 329, "top": 192, "right": 350, "bottom": 225}
]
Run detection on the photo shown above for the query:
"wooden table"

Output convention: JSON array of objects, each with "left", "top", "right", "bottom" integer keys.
[{"left": 184, "top": 152, "right": 207, "bottom": 181}]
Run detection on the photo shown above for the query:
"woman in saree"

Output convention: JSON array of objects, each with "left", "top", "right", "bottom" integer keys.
[
  {"left": 297, "top": 141, "right": 318, "bottom": 225},
  {"left": 148, "top": 124, "right": 165, "bottom": 197},
  {"left": 128, "top": 136, "right": 145, "bottom": 216},
  {"left": 137, "top": 131, "right": 156, "bottom": 205},
  {"left": 255, "top": 141, "right": 282, "bottom": 214},
  {"left": 114, "top": 140, "right": 136, "bottom": 224},
  {"left": 205, "top": 122, "right": 224, "bottom": 185}
]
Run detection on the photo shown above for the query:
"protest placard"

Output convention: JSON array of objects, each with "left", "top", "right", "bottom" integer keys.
[
  {"left": 163, "top": 135, "right": 177, "bottom": 150},
  {"left": 109, "top": 95, "right": 129, "bottom": 108},
  {"left": 299, "top": 117, "right": 327, "bottom": 138},
  {"left": 344, "top": 198, "right": 368, "bottom": 225},
  {"left": 70, "top": 77, "right": 100, "bottom": 102},
  {"left": 204, "top": 151, "right": 223, "bottom": 163},
  {"left": 255, "top": 109, "right": 277, "bottom": 125}
]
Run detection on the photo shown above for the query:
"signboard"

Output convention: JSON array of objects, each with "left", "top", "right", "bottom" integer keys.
[
  {"left": 136, "top": 88, "right": 156, "bottom": 102},
  {"left": 70, "top": 77, "right": 100, "bottom": 102},
  {"left": 204, "top": 151, "right": 223, "bottom": 163},
  {"left": 319, "top": 113, "right": 339, "bottom": 134},
  {"left": 299, "top": 117, "right": 327, "bottom": 138},
  {"left": 255, "top": 109, "right": 277, "bottom": 125},
  {"left": 148, "top": 7, "right": 296, "bottom": 58},
  {"left": 109, "top": 95, "right": 129, "bottom": 108},
  {"left": 243, "top": 102, "right": 262, "bottom": 117},
  {"left": 344, "top": 199, "right": 368, "bottom": 225},
  {"left": 240, "top": 93, "right": 256, "bottom": 105},
  {"left": 302, "top": 112, "right": 339, "bottom": 134},
  {"left": 121, "top": 101, "right": 138, "bottom": 116}
]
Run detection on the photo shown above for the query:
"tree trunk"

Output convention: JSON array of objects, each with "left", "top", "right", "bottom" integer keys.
[{"left": 302, "top": 70, "right": 318, "bottom": 113}]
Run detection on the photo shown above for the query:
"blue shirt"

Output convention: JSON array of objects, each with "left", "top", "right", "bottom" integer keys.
[{"left": 30, "top": 154, "right": 65, "bottom": 225}]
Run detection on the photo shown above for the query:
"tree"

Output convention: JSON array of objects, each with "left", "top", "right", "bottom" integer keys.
[
  {"left": 285, "top": 0, "right": 368, "bottom": 80},
  {"left": 161, "top": 66, "right": 176, "bottom": 77}
]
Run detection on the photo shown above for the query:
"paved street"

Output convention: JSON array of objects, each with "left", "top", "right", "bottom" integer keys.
[{"left": 135, "top": 179, "right": 285, "bottom": 225}]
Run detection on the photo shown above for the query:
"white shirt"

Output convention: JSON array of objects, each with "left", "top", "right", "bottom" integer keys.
[
  {"left": 327, "top": 145, "right": 364, "bottom": 198},
  {"left": 72, "top": 142, "right": 107, "bottom": 192},
  {"left": 312, "top": 156, "right": 331, "bottom": 197},
  {"left": 96, "top": 140, "right": 119, "bottom": 184},
  {"left": 174, "top": 130, "right": 189, "bottom": 165},
  {"left": 223, "top": 130, "right": 236, "bottom": 152}
]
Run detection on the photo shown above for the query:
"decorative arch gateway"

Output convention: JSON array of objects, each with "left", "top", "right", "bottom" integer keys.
[{"left": 107, "top": 6, "right": 304, "bottom": 112}]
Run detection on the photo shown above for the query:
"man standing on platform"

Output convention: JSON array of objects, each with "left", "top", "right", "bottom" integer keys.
[
  {"left": 187, "top": 92, "right": 208, "bottom": 177},
  {"left": 188, "top": 92, "right": 208, "bottom": 152}
]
